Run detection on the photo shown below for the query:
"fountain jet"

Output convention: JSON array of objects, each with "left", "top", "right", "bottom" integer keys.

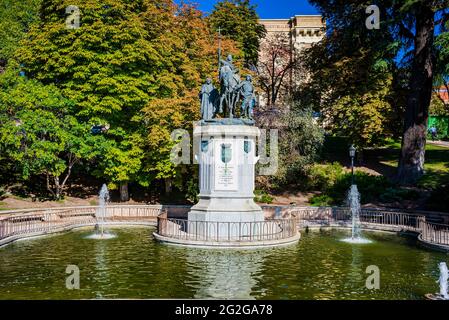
[
  {"left": 97, "top": 184, "right": 109, "bottom": 237},
  {"left": 342, "top": 184, "right": 371, "bottom": 244},
  {"left": 87, "top": 184, "right": 115, "bottom": 239},
  {"left": 426, "top": 262, "right": 449, "bottom": 300},
  {"left": 438, "top": 262, "right": 449, "bottom": 299},
  {"left": 349, "top": 184, "right": 361, "bottom": 240}
]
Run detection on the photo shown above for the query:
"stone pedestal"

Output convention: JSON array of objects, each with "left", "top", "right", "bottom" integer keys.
[{"left": 188, "top": 124, "right": 264, "bottom": 237}]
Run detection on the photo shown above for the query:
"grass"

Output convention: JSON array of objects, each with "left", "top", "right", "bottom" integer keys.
[
  {"left": 0, "top": 201, "right": 7, "bottom": 210},
  {"left": 322, "top": 136, "right": 449, "bottom": 190},
  {"left": 375, "top": 141, "right": 449, "bottom": 189},
  {"left": 254, "top": 189, "right": 274, "bottom": 204}
]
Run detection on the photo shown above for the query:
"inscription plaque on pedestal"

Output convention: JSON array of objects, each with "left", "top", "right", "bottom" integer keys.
[{"left": 214, "top": 140, "right": 238, "bottom": 191}]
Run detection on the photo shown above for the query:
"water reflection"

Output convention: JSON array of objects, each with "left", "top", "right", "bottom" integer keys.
[
  {"left": 183, "top": 249, "right": 268, "bottom": 299},
  {"left": 93, "top": 240, "right": 109, "bottom": 298},
  {"left": 0, "top": 227, "right": 447, "bottom": 299},
  {"left": 348, "top": 244, "right": 364, "bottom": 287}
]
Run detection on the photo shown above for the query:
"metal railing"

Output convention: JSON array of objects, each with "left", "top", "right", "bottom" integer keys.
[
  {"left": 420, "top": 220, "right": 449, "bottom": 245},
  {"left": 3, "top": 204, "right": 449, "bottom": 249},
  {"left": 289, "top": 207, "right": 424, "bottom": 232},
  {"left": 288, "top": 206, "right": 449, "bottom": 248},
  {"left": 0, "top": 206, "right": 163, "bottom": 241},
  {"left": 358, "top": 209, "right": 423, "bottom": 232},
  {"left": 157, "top": 216, "right": 298, "bottom": 242}
]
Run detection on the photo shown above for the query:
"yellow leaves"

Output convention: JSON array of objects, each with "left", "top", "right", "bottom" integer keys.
[
  {"left": 14, "top": 0, "right": 244, "bottom": 185},
  {"left": 329, "top": 75, "right": 395, "bottom": 147}
]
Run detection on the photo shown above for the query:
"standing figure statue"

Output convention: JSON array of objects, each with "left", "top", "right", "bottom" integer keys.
[
  {"left": 200, "top": 78, "right": 218, "bottom": 120},
  {"left": 219, "top": 54, "right": 241, "bottom": 118},
  {"left": 237, "top": 75, "right": 256, "bottom": 120}
]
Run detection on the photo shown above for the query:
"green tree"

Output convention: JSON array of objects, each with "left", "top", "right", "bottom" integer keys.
[
  {"left": 16, "top": 0, "right": 156, "bottom": 199},
  {"left": 0, "top": 0, "right": 41, "bottom": 72},
  {"left": 430, "top": 91, "right": 448, "bottom": 116},
  {"left": 281, "top": 107, "right": 325, "bottom": 181},
  {"left": 208, "top": 0, "right": 266, "bottom": 67},
  {"left": 323, "top": 76, "right": 396, "bottom": 148},
  {"left": 257, "top": 107, "right": 325, "bottom": 190},
  {"left": 16, "top": 0, "right": 241, "bottom": 200},
  {"left": 306, "top": 0, "right": 449, "bottom": 184},
  {"left": 0, "top": 67, "right": 99, "bottom": 199},
  {"left": 298, "top": 18, "right": 400, "bottom": 150}
]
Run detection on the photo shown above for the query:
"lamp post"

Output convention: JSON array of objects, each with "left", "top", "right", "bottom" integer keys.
[{"left": 349, "top": 145, "right": 356, "bottom": 185}]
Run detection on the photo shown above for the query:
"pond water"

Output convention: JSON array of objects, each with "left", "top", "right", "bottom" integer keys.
[{"left": 0, "top": 227, "right": 446, "bottom": 300}]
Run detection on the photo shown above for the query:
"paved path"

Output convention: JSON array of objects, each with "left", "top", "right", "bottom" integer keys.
[{"left": 428, "top": 140, "right": 449, "bottom": 148}]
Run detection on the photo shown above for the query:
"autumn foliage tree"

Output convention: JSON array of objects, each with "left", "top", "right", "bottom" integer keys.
[
  {"left": 10, "top": 0, "right": 241, "bottom": 200},
  {"left": 140, "top": 2, "right": 239, "bottom": 193}
]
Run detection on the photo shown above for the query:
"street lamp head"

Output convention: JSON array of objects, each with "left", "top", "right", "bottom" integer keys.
[{"left": 349, "top": 145, "right": 356, "bottom": 158}]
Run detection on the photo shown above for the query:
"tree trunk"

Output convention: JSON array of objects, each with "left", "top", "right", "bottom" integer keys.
[
  {"left": 397, "top": 4, "right": 435, "bottom": 185},
  {"left": 120, "top": 183, "right": 129, "bottom": 202},
  {"left": 165, "top": 178, "right": 172, "bottom": 194},
  {"left": 54, "top": 176, "right": 62, "bottom": 200},
  {"left": 46, "top": 173, "right": 56, "bottom": 199}
]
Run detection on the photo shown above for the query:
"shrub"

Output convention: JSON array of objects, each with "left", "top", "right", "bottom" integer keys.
[
  {"left": 379, "top": 187, "right": 420, "bottom": 203},
  {"left": 186, "top": 179, "right": 199, "bottom": 204},
  {"left": 306, "top": 162, "right": 345, "bottom": 191},
  {"left": 254, "top": 189, "right": 274, "bottom": 204},
  {"left": 308, "top": 171, "right": 392, "bottom": 205},
  {"left": 258, "top": 107, "right": 325, "bottom": 191},
  {"left": 309, "top": 194, "right": 334, "bottom": 206},
  {"left": 329, "top": 172, "right": 391, "bottom": 204},
  {"left": 311, "top": 172, "right": 423, "bottom": 206}
]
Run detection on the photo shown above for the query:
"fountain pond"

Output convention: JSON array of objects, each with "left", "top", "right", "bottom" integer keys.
[{"left": 0, "top": 227, "right": 445, "bottom": 299}]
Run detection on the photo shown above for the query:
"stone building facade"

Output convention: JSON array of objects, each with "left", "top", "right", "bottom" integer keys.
[
  {"left": 259, "top": 15, "right": 325, "bottom": 53},
  {"left": 257, "top": 15, "right": 325, "bottom": 108}
]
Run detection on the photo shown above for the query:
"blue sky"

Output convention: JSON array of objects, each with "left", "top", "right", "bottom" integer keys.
[{"left": 183, "top": 0, "right": 319, "bottom": 18}]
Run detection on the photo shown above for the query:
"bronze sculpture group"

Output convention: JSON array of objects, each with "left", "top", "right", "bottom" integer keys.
[{"left": 200, "top": 54, "right": 256, "bottom": 122}]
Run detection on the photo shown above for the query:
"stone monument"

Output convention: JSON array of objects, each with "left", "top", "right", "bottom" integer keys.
[
  {"left": 153, "top": 31, "right": 299, "bottom": 247},
  {"left": 188, "top": 50, "right": 263, "bottom": 237}
]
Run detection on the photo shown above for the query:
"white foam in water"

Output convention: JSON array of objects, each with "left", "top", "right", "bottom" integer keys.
[
  {"left": 427, "top": 262, "right": 449, "bottom": 299},
  {"left": 439, "top": 262, "right": 449, "bottom": 299},
  {"left": 341, "top": 184, "right": 372, "bottom": 244},
  {"left": 341, "top": 237, "right": 372, "bottom": 244},
  {"left": 85, "top": 232, "right": 116, "bottom": 240}
]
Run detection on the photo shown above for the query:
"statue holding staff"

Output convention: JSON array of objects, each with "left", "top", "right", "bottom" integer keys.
[
  {"left": 197, "top": 28, "right": 258, "bottom": 123},
  {"left": 200, "top": 78, "right": 218, "bottom": 120}
]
